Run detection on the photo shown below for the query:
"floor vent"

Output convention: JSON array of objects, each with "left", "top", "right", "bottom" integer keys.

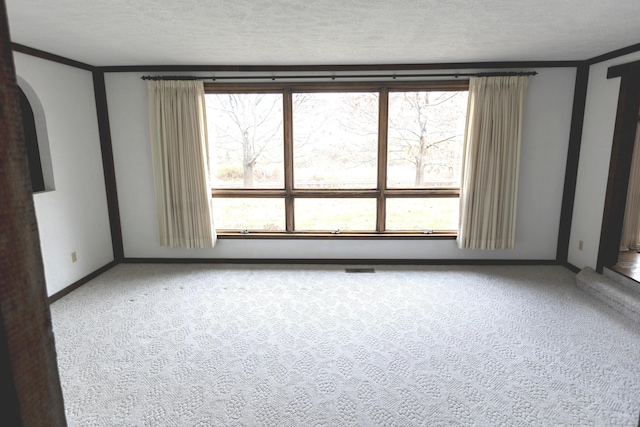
[{"left": 345, "top": 268, "right": 375, "bottom": 273}]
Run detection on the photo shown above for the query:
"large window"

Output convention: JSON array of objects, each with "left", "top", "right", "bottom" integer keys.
[{"left": 205, "top": 81, "right": 468, "bottom": 237}]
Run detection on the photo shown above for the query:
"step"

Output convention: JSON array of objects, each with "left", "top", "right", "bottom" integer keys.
[
  {"left": 603, "top": 267, "right": 640, "bottom": 295},
  {"left": 576, "top": 267, "right": 640, "bottom": 324}
]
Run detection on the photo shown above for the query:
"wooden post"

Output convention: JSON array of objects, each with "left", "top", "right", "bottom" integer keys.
[{"left": 0, "top": 0, "right": 67, "bottom": 424}]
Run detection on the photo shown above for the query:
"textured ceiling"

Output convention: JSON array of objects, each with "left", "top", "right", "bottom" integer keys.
[{"left": 6, "top": 0, "right": 640, "bottom": 67}]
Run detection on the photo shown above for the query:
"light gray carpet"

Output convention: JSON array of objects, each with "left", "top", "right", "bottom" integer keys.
[
  {"left": 50, "top": 264, "right": 640, "bottom": 426},
  {"left": 577, "top": 267, "right": 640, "bottom": 325}
]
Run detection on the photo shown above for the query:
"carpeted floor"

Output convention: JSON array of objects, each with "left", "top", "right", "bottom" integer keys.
[{"left": 50, "top": 264, "right": 640, "bottom": 426}]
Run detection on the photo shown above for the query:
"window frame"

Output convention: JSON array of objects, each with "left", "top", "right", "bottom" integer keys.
[{"left": 205, "top": 79, "right": 469, "bottom": 238}]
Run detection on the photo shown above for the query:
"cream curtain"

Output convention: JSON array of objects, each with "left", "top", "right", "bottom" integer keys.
[
  {"left": 148, "top": 80, "right": 216, "bottom": 248},
  {"left": 457, "top": 76, "right": 529, "bottom": 249},
  {"left": 619, "top": 123, "right": 640, "bottom": 251}
]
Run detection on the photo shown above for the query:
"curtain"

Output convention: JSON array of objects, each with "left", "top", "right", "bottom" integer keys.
[
  {"left": 619, "top": 123, "right": 640, "bottom": 251},
  {"left": 457, "top": 76, "right": 529, "bottom": 249},
  {"left": 148, "top": 80, "right": 216, "bottom": 248}
]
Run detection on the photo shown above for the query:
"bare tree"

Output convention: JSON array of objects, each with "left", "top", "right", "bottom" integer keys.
[
  {"left": 208, "top": 93, "right": 283, "bottom": 187},
  {"left": 344, "top": 91, "right": 467, "bottom": 187},
  {"left": 388, "top": 91, "right": 464, "bottom": 187},
  {"left": 208, "top": 93, "right": 315, "bottom": 188}
]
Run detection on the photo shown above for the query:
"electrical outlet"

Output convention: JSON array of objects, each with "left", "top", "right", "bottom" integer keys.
[
  {"left": 578, "top": 240, "right": 584, "bottom": 251},
  {"left": 71, "top": 251, "right": 77, "bottom": 263}
]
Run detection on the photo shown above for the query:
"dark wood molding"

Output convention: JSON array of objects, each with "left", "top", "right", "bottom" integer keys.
[
  {"left": 99, "top": 61, "right": 582, "bottom": 74},
  {"left": 215, "top": 233, "right": 457, "bottom": 240},
  {"left": 556, "top": 65, "right": 589, "bottom": 263},
  {"left": 122, "top": 257, "right": 560, "bottom": 266},
  {"left": 48, "top": 261, "right": 118, "bottom": 304},
  {"left": 562, "top": 262, "right": 581, "bottom": 273},
  {"left": 596, "top": 75, "right": 640, "bottom": 272},
  {"left": 0, "top": 1, "right": 67, "bottom": 423},
  {"left": 211, "top": 189, "right": 459, "bottom": 198},
  {"left": 8, "top": 40, "right": 638, "bottom": 75},
  {"left": 11, "top": 42, "right": 94, "bottom": 71},
  {"left": 93, "top": 71, "right": 124, "bottom": 261},
  {"left": 205, "top": 80, "right": 469, "bottom": 92},
  {"left": 0, "top": 306, "right": 22, "bottom": 425},
  {"left": 283, "top": 89, "right": 294, "bottom": 231},
  {"left": 607, "top": 59, "right": 640, "bottom": 79},
  {"left": 588, "top": 42, "right": 640, "bottom": 66},
  {"left": 376, "top": 89, "right": 389, "bottom": 232}
]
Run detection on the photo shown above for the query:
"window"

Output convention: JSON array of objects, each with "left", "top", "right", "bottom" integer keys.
[{"left": 205, "top": 81, "right": 468, "bottom": 237}]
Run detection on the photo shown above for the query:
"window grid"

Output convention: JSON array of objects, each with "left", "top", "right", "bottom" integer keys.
[{"left": 206, "top": 80, "right": 468, "bottom": 236}]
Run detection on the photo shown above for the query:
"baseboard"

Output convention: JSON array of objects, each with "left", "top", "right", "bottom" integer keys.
[
  {"left": 48, "top": 260, "right": 118, "bottom": 304},
  {"left": 45, "top": 258, "right": 569, "bottom": 303},
  {"left": 123, "top": 257, "right": 561, "bottom": 266},
  {"left": 562, "top": 262, "right": 581, "bottom": 273}
]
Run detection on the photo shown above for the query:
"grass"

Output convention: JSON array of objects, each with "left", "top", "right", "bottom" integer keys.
[{"left": 213, "top": 197, "right": 459, "bottom": 232}]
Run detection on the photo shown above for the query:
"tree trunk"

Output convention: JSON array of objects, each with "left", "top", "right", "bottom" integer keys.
[
  {"left": 415, "top": 159, "right": 424, "bottom": 187},
  {"left": 414, "top": 134, "right": 427, "bottom": 187},
  {"left": 243, "top": 163, "right": 254, "bottom": 188},
  {"left": 241, "top": 129, "right": 254, "bottom": 188}
]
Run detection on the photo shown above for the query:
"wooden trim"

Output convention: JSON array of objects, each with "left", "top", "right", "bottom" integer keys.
[
  {"left": 48, "top": 261, "right": 118, "bottom": 304},
  {"left": 11, "top": 42, "right": 94, "bottom": 71},
  {"left": 100, "top": 61, "right": 582, "bottom": 74},
  {"left": 562, "top": 262, "right": 581, "bottom": 273},
  {"left": 290, "top": 190, "right": 379, "bottom": 198},
  {"left": 212, "top": 188, "right": 459, "bottom": 197},
  {"left": 607, "top": 59, "right": 640, "bottom": 79},
  {"left": 0, "top": 3, "right": 66, "bottom": 424},
  {"left": 93, "top": 71, "right": 124, "bottom": 261},
  {"left": 377, "top": 89, "right": 389, "bottom": 232},
  {"left": 204, "top": 82, "right": 469, "bottom": 93},
  {"left": 597, "top": 76, "right": 640, "bottom": 272},
  {"left": 212, "top": 189, "right": 286, "bottom": 197},
  {"left": 215, "top": 232, "right": 457, "bottom": 239},
  {"left": 283, "top": 89, "right": 294, "bottom": 231},
  {"left": 121, "top": 257, "right": 560, "bottom": 266},
  {"left": 0, "top": 306, "right": 22, "bottom": 425},
  {"left": 588, "top": 42, "right": 640, "bottom": 66},
  {"left": 556, "top": 65, "right": 589, "bottom": 263},
  {"left": 206, "top": 80, "right": 469, "bottom": 92},
  {"left": 209, "top": 82, "right": 465, "bottom": 234},
  {"left": 384, "top": 189, "right": 459, "bottom": 197},
  {"left": 205, "top": 81, "right": 469, "bottom": 95}
]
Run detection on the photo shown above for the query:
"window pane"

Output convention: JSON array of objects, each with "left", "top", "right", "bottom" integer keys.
[
  {"left": 293, "top": 92, "right": 378, "bottom": 189},
  {"left": 387, "top": 91, "right": 468, "bottom": 189},
  {"left": 206, "top": 94, "right": 284, "bottom": 189},
  {"left": 295, "top": 198, "right": 376, "bottom": 231},
  {"left": 386, "top": 198, "right": 459, "bottom": 231},
  {"left": 213, "top": 198, "right": 284, "bottom": 231}
]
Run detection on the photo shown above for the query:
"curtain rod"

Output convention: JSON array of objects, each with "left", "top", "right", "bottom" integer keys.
[{"left": 140, "top": 71, "right": 537, "bottom": 81}]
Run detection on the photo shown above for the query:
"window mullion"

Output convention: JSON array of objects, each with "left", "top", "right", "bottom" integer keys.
[
  {"left": 283, "top": 89, "right": 295, "bottom": 232},
  {"left": 377, "top": 88, "right": 389, "bottom": 232}
]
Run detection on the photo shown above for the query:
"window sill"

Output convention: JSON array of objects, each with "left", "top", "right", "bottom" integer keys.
[{"left": 216, "top": 232, "right": 457, "bottom": 240}]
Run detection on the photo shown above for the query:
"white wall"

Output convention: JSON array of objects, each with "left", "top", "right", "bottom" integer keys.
[
  {"left": 568, "top": 51, "right": 640, "bottom": 269},
  {"left": 107, "top": 68, "right": 575, "bottom": 260},
  {"left": 14, "top": 52, "right": 114, "bottom": 295}
]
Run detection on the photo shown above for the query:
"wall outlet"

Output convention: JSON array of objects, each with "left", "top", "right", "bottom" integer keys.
[
  {"left": 71, "top": 251, "right": 77, "bottom": 263},
  {"left": 578, "top": 240, "right": 584, "bottom": 251}
]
